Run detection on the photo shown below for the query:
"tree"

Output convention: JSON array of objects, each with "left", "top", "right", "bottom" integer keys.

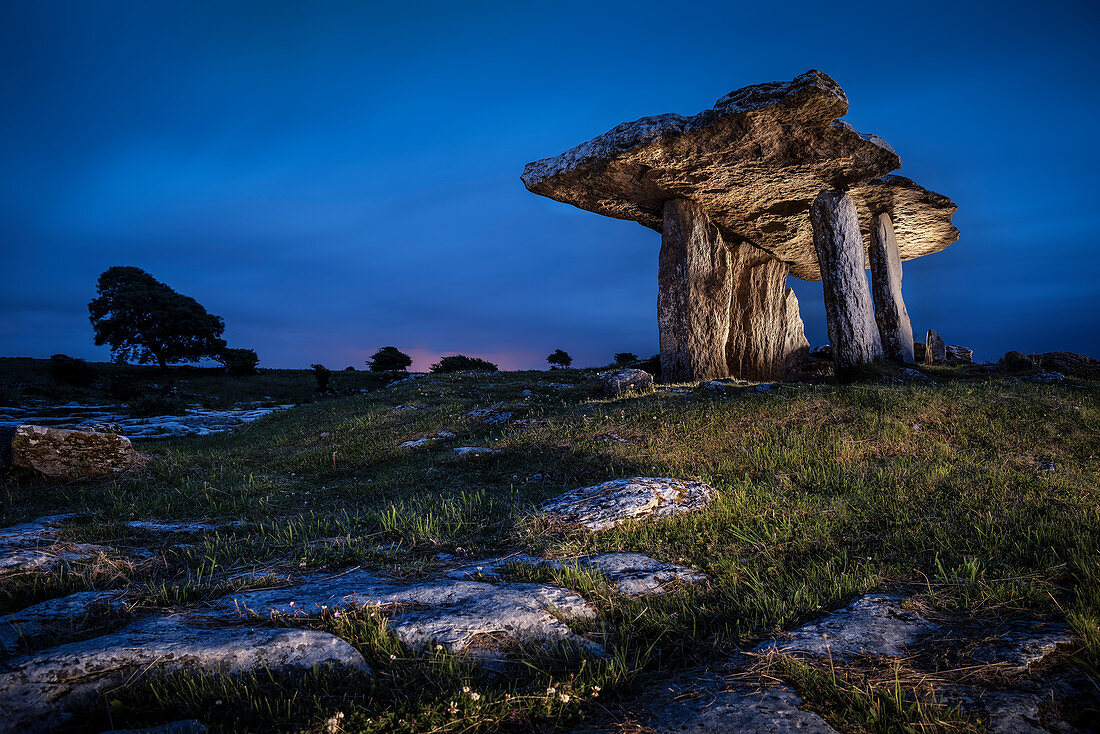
[
  {"left": 48, "top": 354, "right": 96, "bottom": 387},
  {"left": 368, "top": 346, "right": 412, "bottom": 374},
  {"left": 311, "top": 363, "right": 331, "bottom": 391},
  {"left": 614, "top": 352, "right": 639, "bottom": 367},
  {"left": 430, "top": 355, "right": 498, "bottom": 373},
  {"left": 217, "top": 348, "right": 259, "bottom": 376},
  {"left": 547, "top": 349, "right": 572, "bottom": 369},
  {"left": 88, "top": 266, "right": 226, "bottom": 371}
]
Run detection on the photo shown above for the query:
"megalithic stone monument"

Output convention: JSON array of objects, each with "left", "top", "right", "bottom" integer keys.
[{"left": 522, "top": 70, "right": 958, "bottom": 382}]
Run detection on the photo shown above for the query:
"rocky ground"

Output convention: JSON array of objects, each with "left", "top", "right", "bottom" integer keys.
[{"left": 0, "top": 361, "right": 1097, "bottom": 732}]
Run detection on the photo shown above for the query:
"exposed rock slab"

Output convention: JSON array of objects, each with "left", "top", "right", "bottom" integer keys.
[
  {"left": 453, "top": 446, "right": 500, "bottom": 456},
  {"left": 756, "top": 594, "right": 935, "bottom": 659},
  {"left": 0, "top": 619, "right": 366, "bottom": 733},
  {"left": 537, "top": 477, "right": 715, "bottom": 531},
  {"left": 811, "top": 190, "right": 883, "bottom": 378},
  {"left": 596, "top": 369, "right": 654, "bottom": 396},
  {"left": 446, "top": 552, "right": 706, "bottom": 595},
  {"left": 188, "top": 569, "right": 599, "bottom": 657},
  {"left": 100, "top": 721, "right": 206, "bottom": 734},
  {"left": 966, "top": 621, "right": 1072, "bottom": 671},
  {"left": 522, "top": 70, "right": 957, "bottom": 280},
  {"left": 0, "top": 590, "right": 126, "bottom": 653},
  {"left": 648, "top": 683, "right": 838, "bottom": 733},
  {"left": 1035, "top": 352, "right": 1100, "bottom": 379},
  {"left": 0, "top": 515, "right": 117, "bottom": 578},
  {"left": 11, "top": 425, "right": 144, "bottom": 479}
]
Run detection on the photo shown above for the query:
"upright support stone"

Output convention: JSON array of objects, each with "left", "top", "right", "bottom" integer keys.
[
  {"left": 782, "top": 288, "right": 811, "bottom": 373},
  {"left": 658, "top": 199, "right": 732, "bottom": 382},
  {"left": 725, "top": 245, "right": 790, "bottom": 381},
  {"left": 869, "top": 212, "right": 915, "bottom": 363},
  {"left": 810, "top": 190, "right": 883, "bottom": 380}
]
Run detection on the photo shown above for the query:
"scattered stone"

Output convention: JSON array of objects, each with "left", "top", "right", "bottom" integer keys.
[
  {"left": 466, "top": 406, "right": 513, "bottom": 424},
  {"left": 596, "top": 369, "right": 653, "bottom": 397},
  {"left": 446, "top": 552, "right": 706, "bottom": 596},
  {"left": 1035, "top": 351, "right": 1100, "bottom": 379},
  {"left": 946, "top": 344, "right": 974, "bottom": 364},
  {"left": 100, "top": 721, "right": 207, "bottom": 734},
  {"left": 452, "top": 447, "right": 499, "bottom": 456},
  {"left": 0, "top": 591, "right": 126, "bottom": 653},
  {"left": 811, "top": 190, "right": 883, "bottom": 380},
  {"left": 547, "top": 383, "right": 574, "bottom": 390},
  {"left": 512, "top": 419, "right": 549, "bottom": 428},
  {"left": 899, "top": 367, "right": 932, "bottom": 383},
  {"left": 390, "top": 405, "right": 418, "bottom": 414},
  {"left": 649, "top": 682, "right": 839, "bottom": 733},
  {"left": 1025, "top": 372, "right": 1065, "bottom": 384},
  {"left": 126, "top": 520, "right": 246, "bottom": 534},
  {"left": 0, "top": 619, "right": 366, "bottom": 733},
  {"left": 967, "top": 621, "right": 1072, "bottom": 670},
  {"left": 756, "top": 594, "right": 935, "bottom": 659},
  {"left": 537, "top": 477, "right": 716, "bottom": 531},
  {"left": 397, "top": 438, "right": 433, "bottom": 450},
  {"left": 188, "top": 570, "right": 599, "bottom": 658},
  {"left": 10, "top": 425, "right": 144, "bottom": 479},
  {"left": 1002, "top": 351, "right": 1036, "bottom": 371},
  {"left": 924, "top": 329, "right": 947, "bottom": 365},
  {"left": 1037, "top": 461, "right": 1057, "bottom": 473},
  {"left": 436, "top": 430, "right": 456, "bottom": 438}
]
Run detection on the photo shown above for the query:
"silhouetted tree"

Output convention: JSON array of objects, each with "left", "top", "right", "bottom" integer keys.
[
  {"left": 217, "top": 348, "right": 259, "bottom": 376},
  {"left": 430, "top": 355, "right": 498, "bottom": 373},
  {"left": 547, "top": 349, "right": 572, "bottom": 369},
  {"left": 614, "top": 352, "right": 639, "bottom": 367},
  {"left": 88, "top": 266, "right": 225, "bottom": 371},
  {"left": 368, "top": 346, "right": 412, "bottom": 375},
  {"left": 48, "top": 354, "right": 96, "bottom": 387},
  {"left": 311, "top": 363, "right": 331, "bottom": 391}
]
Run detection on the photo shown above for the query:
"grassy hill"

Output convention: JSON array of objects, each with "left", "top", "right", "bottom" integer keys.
[{"left": 1, "top": 366, "right": 1098, "bottom": 732}]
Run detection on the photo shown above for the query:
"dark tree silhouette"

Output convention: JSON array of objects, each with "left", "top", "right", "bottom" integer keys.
[
  {"left": 311, "top": 363, "right": 331, "bottom": 391},
  {"left": 547, "top": 349, "right": 572, "bottom": 369},
  {"left": 88, "top": 266, "right": 225, "bottom": 371},
  {"left": 430, "top": 355, "right": 498, "bottom": 373},
  {"left": 368, "top": 346, "right": 412, "bottom": 374},
  {"left": 217, "top": 348, "right": 260, "bottom": 376},
  {"left": 614, "top": 352, "right": 639, "bottom": 366}
]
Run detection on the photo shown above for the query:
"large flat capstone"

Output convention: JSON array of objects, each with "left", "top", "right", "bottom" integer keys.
[{"left": 522, "top": 70, "right": 957, "bottom": 280}]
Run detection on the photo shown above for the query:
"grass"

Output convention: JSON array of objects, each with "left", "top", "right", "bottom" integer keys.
[{"left": 1, "top": 365, "right": 1098, "bottom": 732}]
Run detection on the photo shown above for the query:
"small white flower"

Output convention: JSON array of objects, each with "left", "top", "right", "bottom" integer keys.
[{"left": 559, "top": 693, "right": 570, "bottom": 703}]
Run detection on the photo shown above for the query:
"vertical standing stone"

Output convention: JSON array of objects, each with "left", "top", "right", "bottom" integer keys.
[
  {"left": 869, "top": 212, "right": 915, "bottom": 363},
  {"left": 925, "top": 329, "right": 946, "bottom": 365},
  {"left": 725, "top": 245, "right": 790, "bottom": 380},
  {"left": 810, "top": 190, "right": 882, "bottom": 380},
  {"left": 782, "top": 288, "right": 810, "bottom": 373},
  {"left": 658, "top": 199, "right": 733, "bottom": 382}
]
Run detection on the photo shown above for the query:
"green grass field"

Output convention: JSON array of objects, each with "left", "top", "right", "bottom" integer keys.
[{"left": 2, "top": 365, "right": 1098, "bottom": 732}]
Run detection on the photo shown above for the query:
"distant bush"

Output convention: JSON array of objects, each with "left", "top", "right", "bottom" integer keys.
[
  {"left": 311, "top": 363, "right": 331, "bottom": 391},
  {"left": 344, "top": 366, "right": 356, "bottom": 371},
  {"left": 613, "top": 352, "right": 639, "bottom": 367},
  {"left": 368, "top": 346, "right": 412, "bottom": 374},
  {"left": 430, "top": 355, "right": 498, "bottom": 373},
  {"left": 547, "top": 349, "right": 572, "bottom": 369},
  {"left": 128, "top": 394, "right": 187, "bottom": 417},
  {"left": 217, "top": 348, "right": 259, "bottom": 376},
  {"left": 48, "top": 354, "right": 96, "bottom": 387}
]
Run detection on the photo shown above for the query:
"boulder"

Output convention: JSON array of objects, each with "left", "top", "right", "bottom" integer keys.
[
  {"left": 597, "top": 369, "right": 654, "bottom": 396},
  {"left": 522, "top": 70, "right": 957, "bottom": 280},
  {"left": 924, "top": 330, "right": 947, "bottom": 365},
  {"left": 10, "top": 425, "right": 143, "bottom": 479},
  {"left": 1035, "top": 351, "right": 1100, "bottom": 379},
  {"left": 538, "top": 477, "right": 715, "bottom": 531},
  {"left": 810, "top": 190, "right": 883, "bottom": 379},
  {"left": 0, "top": 619, "right": 366, "bottom": 733},
  {"left": 868, "top": 212, "right": 915, "bottom": 363},
  {"left": 946, "top": 344, "right": 973, "bottom": 364},
  {"left": 1002, "top": 351, "right": 1036, "bottom": 370}
]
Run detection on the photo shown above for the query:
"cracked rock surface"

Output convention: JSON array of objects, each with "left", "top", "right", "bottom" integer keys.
[{"left": 538, "top": 477, "right": 716, "bottom": 531}]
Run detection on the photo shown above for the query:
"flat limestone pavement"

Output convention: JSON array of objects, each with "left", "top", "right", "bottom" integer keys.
[{"left": 538, "top": 477, "right": 716, "bottom": 531}]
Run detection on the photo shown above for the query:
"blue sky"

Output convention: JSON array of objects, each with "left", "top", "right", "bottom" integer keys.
[{"left": 2, "top": 1, "right": 1098, "bottom": 370}]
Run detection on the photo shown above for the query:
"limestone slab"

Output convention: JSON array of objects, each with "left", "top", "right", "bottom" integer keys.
[{"left": 538, "top": 477, "right": 715, "bottom": 531}]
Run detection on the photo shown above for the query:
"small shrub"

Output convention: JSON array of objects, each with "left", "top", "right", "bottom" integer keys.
[
  {"left": 613, "top": 352, "right": 639, "bottom": 367},
  {"left": 367, "top": 346, "right": 412, "bottom": 374},
  {"left": 217, "top": 348, "right": 259, "bottom": 376},
  {"left": 48, "top": 354, "right": 96, "bottom": 387},
  {"left": 547, "top": 349, "right": 572, "bottom": 369},
  {"left": 430, "top": 355, "right": 498, "bottom": 373},
  {"left": 311, "top": 364, "right": 331, "bottom": 391},
  {"left": 128, "top": 394, "right": 188, "bottom": 417}
]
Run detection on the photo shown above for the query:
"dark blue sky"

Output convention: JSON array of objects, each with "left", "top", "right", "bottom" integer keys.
[{"left": 2, "top": 1, "right": 1098, "bottom": 370}]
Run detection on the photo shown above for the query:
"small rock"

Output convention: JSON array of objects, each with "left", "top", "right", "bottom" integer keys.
[
  {"left": 899, "top": 367, "right": 931, "bottom": 382},
  {"left": 397, "top": 438, "right": 434, "bottom": 450},
  {"left": 596, "top": 369, "right": 654, "bottom": 398},
  {"left": 9, "top": 425, "right": 144, "bottom": 479},
  {"left": 538, "top": 477, "right": 716, "bottom": 531},
  {"left": 435, "top": 430, "right": 456, "bottom": 438},
  {"left": 1002, "top": 351, "right": 1036, "bottom": 370},
  {"left": 453, "top": 447, "right": 499, "bottom": 456},
  {"left": 1024, "top": 372, "right": 1065, "bottom": 383},
  {"left": 756, "top": 594, "right": 935, "bottom": 659},
  {"left": 1037, "top": 461, "right": 1056, "bottom": 472},
  {"left": 946, "top": 344, "right": 973, "bottom": 364}
]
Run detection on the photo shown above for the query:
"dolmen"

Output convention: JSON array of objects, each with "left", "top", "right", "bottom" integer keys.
[{"left": 523, "top": 70, "right": 958, "bottom": 381}]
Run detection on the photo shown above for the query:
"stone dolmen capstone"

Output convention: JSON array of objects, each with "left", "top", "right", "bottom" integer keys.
[{"left": 523, "top": 70, "right": 957, "bottom": 382}]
